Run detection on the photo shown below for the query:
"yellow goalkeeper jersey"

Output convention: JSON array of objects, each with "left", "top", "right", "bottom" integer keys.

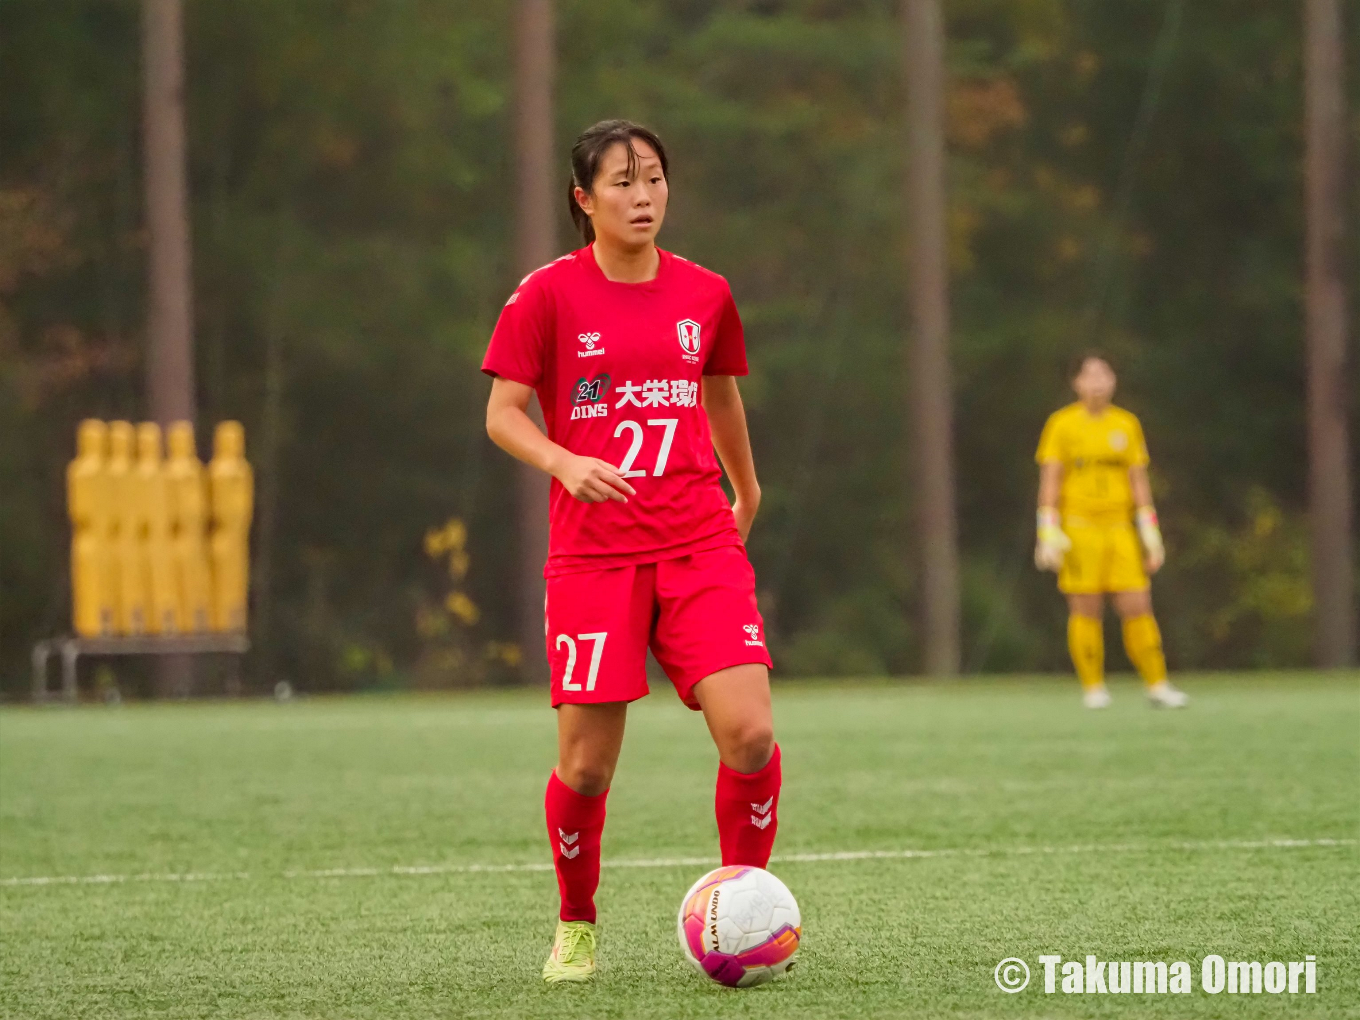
[{"left": 1035, "top": 402, "right": 1149, "bottom": 524}]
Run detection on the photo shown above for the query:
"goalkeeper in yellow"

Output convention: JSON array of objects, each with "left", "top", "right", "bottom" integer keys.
[{"left": 1035, "top": 354, "right": 1188, "bottom": 709}]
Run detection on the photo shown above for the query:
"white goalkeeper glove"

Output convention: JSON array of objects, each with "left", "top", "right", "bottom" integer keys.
[
  {"left": 1136, "top": 507, "right": 1165, "bottom": 572},
  {"left": 1034, "top": 508, "right": 1071, "bottom": 572}
]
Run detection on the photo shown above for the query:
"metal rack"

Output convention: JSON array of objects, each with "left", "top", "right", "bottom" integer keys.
[{"left": 31, "top": 633, "right": 250, "bottom": 703}]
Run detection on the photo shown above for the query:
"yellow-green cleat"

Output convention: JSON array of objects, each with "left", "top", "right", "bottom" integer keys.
[{"left": 542, "top": 920, "right": 598, "bottom": 983}]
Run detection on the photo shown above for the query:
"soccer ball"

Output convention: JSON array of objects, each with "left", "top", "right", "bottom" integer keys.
[{"left": 677, "top": 865, "right": 801, "bottom": 987}]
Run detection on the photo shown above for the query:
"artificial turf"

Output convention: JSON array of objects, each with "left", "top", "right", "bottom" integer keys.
[{"left": 1, "top": 672, "right": 1356, "bottom": 1019}]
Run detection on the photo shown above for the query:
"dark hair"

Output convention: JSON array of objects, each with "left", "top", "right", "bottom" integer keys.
[
  {"left": 1069, "top": 349, "right": 1112, "bottom": 379},
  {"left": 567, "top": 119, "right": 669, "bottom": 244}
]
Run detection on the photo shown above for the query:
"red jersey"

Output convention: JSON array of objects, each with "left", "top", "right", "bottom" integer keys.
[{"left": 482, "top": 246, "right": 749, "bottom": 577}]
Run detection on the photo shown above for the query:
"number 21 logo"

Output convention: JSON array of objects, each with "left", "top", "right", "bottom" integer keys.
[{"left": 556, "top": 632, "right": 607, "bottom": 691}]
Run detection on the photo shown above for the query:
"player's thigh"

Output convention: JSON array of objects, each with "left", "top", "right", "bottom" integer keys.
[
  {"left": 1106, "top": 524, "right": 1149, "bottom": 598},
  {"left": 1058, "top": 527, "right": 1105, "bottom": 595},
  {"left": 556, "top": 702, "right": 628, "bottom": 795},
  {"left": 545, "top": 564, "right": 654, "bottom": 707},
  {"left": 692, "top": 663, "right": 774, "bottom": 772},
  {"left": 1111, "top": 588, "right": 1153, "bottom": 618},
  {"left": 1066, "top": 592, "right": 1104, "bottom": 617},
  {"left": 651, "top": 546, "right": 773, "bottom": 711}
]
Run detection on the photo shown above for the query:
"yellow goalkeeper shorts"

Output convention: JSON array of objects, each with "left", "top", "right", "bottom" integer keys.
[{"left": 1058, "top": 520, "right": 1148, "bottom": 594}]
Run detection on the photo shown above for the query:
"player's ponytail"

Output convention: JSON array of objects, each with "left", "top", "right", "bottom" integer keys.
[{"left": 568, "top": 119, "right": 669, "bottom": 245}]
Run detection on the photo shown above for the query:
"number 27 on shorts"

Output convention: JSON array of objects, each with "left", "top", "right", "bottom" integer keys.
[{"left": 556, "top": 632, "right": 608, "bottom": 691}]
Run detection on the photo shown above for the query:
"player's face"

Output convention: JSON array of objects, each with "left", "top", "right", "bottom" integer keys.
[
  {"left": 1073, "top": 357, "right": 1116, "bottom": 407},
  {"left": 576, "top": 140, "right": 668, "bottom": 250}
]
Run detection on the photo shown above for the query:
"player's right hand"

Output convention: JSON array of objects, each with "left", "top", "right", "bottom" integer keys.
[
  {"left": 1034, "top": 508, "right": 1071, "bottom": 572},
  {"left": 554, "top": 454, "right": 636, "bottom": 503}
]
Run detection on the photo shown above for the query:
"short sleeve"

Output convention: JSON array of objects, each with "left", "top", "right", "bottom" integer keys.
[
  {"left": 481, "top": 272, "right": 552, "bottom": 387},
  {"left": 1127, "top": 415, "right": 1150, "bottom": 467},
  {"left": 702, "top": 284, "right": 748, "bottom": 376},
  {"left": 1035, "top": 413, "right": 1064, "bottom": 464}
]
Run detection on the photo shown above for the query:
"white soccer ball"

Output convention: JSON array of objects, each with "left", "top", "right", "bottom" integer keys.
[{"left": 677, "top": 865, "right": 802, "bottom": 987}]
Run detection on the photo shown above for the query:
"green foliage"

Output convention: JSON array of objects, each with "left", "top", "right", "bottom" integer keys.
[{"left": 1, "top": 1, "right": 1356, "bottom": 691}]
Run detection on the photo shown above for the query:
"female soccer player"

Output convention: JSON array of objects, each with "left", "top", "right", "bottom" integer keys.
[
  {"left": 1034, "top": 353, "right": 1189, "bottom": 709},
  {"left": 482, "top": 120, "right": 780, "bottom": 982}
]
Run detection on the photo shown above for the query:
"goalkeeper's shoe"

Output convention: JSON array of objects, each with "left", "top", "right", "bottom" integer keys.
[
  {"left": 1083, "top": 685, "right": 1112, "bottom": 710},
  {"left": 1146, "top": 681, "right": 1189, "bottom": 709},
  {"left": 543, "top": 920, "right": 597, "bottom": 983}
]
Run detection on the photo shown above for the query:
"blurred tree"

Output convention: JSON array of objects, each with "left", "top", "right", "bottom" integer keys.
[
  {"left": 903, "top": 0, "right": 961, "bottom": 676},
  {"left": 512, "top": 0, "right": 555, "bottom": 684},
  {"left": 141, "top": 0, "right": 197, "bottom": 695},
  {"left": 1303, "top": 0, "right": 1354, "bottom": 666}
]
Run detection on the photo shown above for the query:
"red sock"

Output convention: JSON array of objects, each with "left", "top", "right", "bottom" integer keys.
[
  {"left": 544, "top": 771, "right": 608, "bottom": 923},
  {"left": 715, "top": 744, "right": 782, "bottom": 867}
]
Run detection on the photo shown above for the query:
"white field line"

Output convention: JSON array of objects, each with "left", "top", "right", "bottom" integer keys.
[{"left": 1, "top": 836, "right": 1352, "bottom": 889}]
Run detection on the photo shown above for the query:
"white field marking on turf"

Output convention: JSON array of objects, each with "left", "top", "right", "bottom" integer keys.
[{"left": 1, "top": 837, "right": 1352, "bottom": 888}]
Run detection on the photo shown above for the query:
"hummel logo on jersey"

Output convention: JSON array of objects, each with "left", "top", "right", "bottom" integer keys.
[
  {"left": 750, "top": 798, "right": 774, "bottom": 829},
  {"left": 743, "top": 623, "right": 764, "bottom": 647},
  {"left": 676, "top": 319, "right": 701, "bottom": 364},
  {"left": 559, "top": 828, "right": 580, "bottom": 858},
  {"left": 578, "top": 331, "right": 605, "bottom": 358}
]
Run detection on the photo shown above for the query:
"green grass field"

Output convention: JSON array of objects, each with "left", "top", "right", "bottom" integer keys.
[{"left": 2, "top": 673, "right": 1357, "bottom": 1019}]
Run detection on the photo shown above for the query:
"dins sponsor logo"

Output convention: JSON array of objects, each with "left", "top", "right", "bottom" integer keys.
[
  {"left": 572, "top": 374, "right": 611, "bottom": 406},
  {"left": 570, "top": 374, "right": 611, "bottom": 420}
]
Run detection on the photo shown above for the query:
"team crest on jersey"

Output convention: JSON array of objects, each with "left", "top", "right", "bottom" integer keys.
[
  {"left": 1108, "top": 430, "right": 1128, "bottom": 452},
  {"left": 677, "top": 319, "right": 701, "bottom": 364},
  {"left": 570, "top": 374, "right": 611, "bottom": 420},
  {"left": 676, "top": 319, "right": 701, "bottom": 355},
  {"left": 578, "top": 331, "right": 605, "bottom": 358}
]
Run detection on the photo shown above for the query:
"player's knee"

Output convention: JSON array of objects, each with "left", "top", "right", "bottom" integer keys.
[
  {"left": 556, "top": 756, "right": 615, "bottom": 797},
  {"left": 1114, "top": 592, "right": 1152, "bottom": 618},
  {"left": 723, "top": 720, "right": 775, "bottom": 774}
]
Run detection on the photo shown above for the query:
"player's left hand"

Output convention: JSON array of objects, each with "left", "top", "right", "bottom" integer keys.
[
  {"left": 732, "top": 499, "right": 758, "bottom": 542},
  {"left": 1136, "top": 507, "right": 1165, "bottom": 574}
]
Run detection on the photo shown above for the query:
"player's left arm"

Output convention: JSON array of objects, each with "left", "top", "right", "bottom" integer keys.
[
  {"left": 702, "top": 375, "right": 760, "bottom": 541},
  {"left": 1128, "top": 420, "right": 1164, "bottom": 573}
]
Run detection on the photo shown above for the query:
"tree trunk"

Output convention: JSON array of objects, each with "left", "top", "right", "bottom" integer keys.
[
  {"left": 903, "top": 0, "right": 960, "bottom": 676},
  {"left": 513, "top": 0, "right": 555, "bottom": 683},
  {"left": 1304, "top": 0, "right": 1355, "bottom": 667},
  {"left": 142, "top": 0, "right": 196, "bottom": 695}
]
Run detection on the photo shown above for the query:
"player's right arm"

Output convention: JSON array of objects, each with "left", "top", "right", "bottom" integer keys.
[
  {"left": 1034, "top": 413, "right": 1071, "bottom": 572},
  {"left": 485, "top": 378, "right": 635, "bottom": 504}
]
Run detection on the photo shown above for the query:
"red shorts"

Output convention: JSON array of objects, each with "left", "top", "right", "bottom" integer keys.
[{"left": 544, "top": 545, "right": 772, "bottom": 710}]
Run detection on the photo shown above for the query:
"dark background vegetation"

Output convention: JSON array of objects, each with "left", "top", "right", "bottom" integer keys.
[{"left": 2, "top": 0, "right": 1357, "bottom": 696}]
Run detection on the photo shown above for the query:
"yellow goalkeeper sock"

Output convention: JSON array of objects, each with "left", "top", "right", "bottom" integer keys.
[
  {"left": 1122, "top": 614, "right": 1167, "bottom": 686},
  {"left": 1067, "top": 614, "right": 1104, "bottom": 690}
]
